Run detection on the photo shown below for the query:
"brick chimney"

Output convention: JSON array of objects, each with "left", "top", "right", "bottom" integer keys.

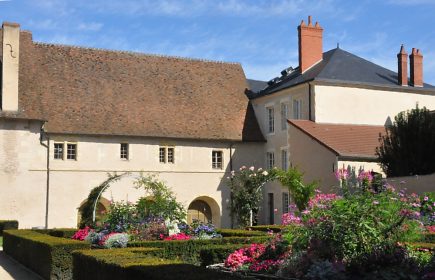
[
  {"left": 410, "top": 48, "right": 423, "bottom": 87},
  {"left": 1, "top": 22, "right": 20, "bottom": 111},
  {"left": 397, "top": 45, "right": 408, "bottom": 86},
  {"left": 298, "top": 16, "right": 323, "bottom": 73}
]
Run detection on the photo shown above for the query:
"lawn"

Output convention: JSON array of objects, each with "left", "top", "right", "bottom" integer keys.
[{"left": 0, "top": 236, "right": 3, "bottom": 247}]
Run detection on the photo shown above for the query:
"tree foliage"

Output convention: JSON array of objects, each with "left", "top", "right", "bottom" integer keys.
[
  {"left": 274, "top": 167, "right": 317, "bottom": 211},
  {"left": 376, "top": 105, "right": 435, "bottom": 177},
  {"left": 134, "top": 174, "right": 186, "bottom": 223}
]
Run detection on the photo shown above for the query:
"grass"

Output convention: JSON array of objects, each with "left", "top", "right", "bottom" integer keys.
[{"left": 0, "top": 236, "right": 3, "bottom": 247}]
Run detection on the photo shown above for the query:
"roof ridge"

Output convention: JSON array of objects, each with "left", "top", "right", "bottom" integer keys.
[
  {"left": 33, "top": 41, "right": 241, "bottom": 65},
  {"left": 290, "top": 120, "right": 385, "bottom": 128}
]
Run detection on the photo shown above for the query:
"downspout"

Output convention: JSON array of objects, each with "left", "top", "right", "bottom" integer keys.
[
  {"left": 308, "top": 83, "right": 313, "bottom": 121},
  {"left": 39, "top": 122, "right": 50, "bottom": 229},
  {"left": 229, "top": 143, "right": 234, "bottom": 229}
]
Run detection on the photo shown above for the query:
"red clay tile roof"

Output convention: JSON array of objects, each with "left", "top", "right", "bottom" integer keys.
[
  {"left": 2, "top": 30, "right": 264, "bottom": 142},
  {"left": 288, "top": 120, "right": 385, "bottom": 159}
]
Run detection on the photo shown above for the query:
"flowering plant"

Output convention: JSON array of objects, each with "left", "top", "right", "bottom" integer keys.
[
  {"left": 164, "top": 232, "right": 191, "bottom": 241},
  {"left": 72, "top": 226, "right": 93, "bottom": 241},
  {"left": 228, "top": 166, "right": 275, "bottom": 227}
]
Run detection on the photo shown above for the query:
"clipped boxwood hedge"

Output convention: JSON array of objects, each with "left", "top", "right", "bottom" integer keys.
[
  {"left": 3, "top": 229, "right": 89, "bottom": 280},
  {"left": 199, "top": 244, "right": 250, "bottom": 266},
  {"left": 217, "top": 229, "right": 266, "bottom": 237},
  {"left": 73, "top": 248, "right": 240, "bottom": 280},
  {"left": 0, "top": 220, "right": 18, "bottom": 236},
  {"left": 245, "top": 225, "right": 284, "bottom": 233},
  {"left": 33, "top": 228, "right": 78, "bottom": 239},
  {"left": 128, "top": 236, "right": 270, "bottom": 265}
]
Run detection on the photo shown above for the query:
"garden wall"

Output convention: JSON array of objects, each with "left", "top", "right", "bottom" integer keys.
[{"left": 386, "top": 173, "right": 435, "bottom": 194}]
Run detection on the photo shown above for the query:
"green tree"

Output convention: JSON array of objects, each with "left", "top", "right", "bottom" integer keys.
[
  {"left": 376, "top": 105, "right": 435, "bottom": 177},
  {"left": 134, "top": 174, "right": 186, "bottom": 223}
]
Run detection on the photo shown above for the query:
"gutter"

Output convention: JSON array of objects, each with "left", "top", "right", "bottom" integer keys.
[{"left": 39, "top": 122, "right": 50, "bottom": 229}]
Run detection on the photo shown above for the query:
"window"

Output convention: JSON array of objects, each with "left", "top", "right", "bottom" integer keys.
[
  {"left": 281, "top": 103, "right": 288, "bottom": 130},
  {"left": 281, "top": 149, "right": 288, "bottom": 170},
  {"left": 54, "top": 143, "right": 64, "bottom": 159},
  {"left": 120, "top": 143, "right": 129, "bottom": 160},
  {"left": 282, "top": 192, "right": 289, "bottom": 214},
  {"left": 212, "top": 151, "right": 223, "bottom": 169},
  {"left": 66, "top": 143, "right": 77, "bottom": 160},
  {"left": 266, "top": 152, "right": 275, "bottom": 169},
  {"left": 293, "top": 99, "right": 302, "bottom": 119},
  {"left": 159, "top": 146, "right": 175, "bottom": 163},
  {"left": 159, "top": 147, "right": 166, "bottom": 163},
  {"left": 267, "top": 107, "right": 274, "bottom": 133},
  {"left": 268, "top": 193, "right": 274, "bottom": 224},
  {"left": 167, "top": 147, "right": 175, "bottom": 163}
]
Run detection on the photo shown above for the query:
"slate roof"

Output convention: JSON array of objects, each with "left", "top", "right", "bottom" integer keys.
[
  {"left": 247, "top": 79, "right": 268, "bottom": 93},
  {"left": 0, "top": 30, "right": 264, "bottom": 142},
  {"left": 252, "top": 48, "right": 435, "bottom": 98},
  {"left": 288, "top": 120, "right": 385, "bottom": 160}
]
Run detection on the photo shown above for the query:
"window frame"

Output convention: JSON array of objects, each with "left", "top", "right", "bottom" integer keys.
[
  {"left": 266, "top": 106, "right": 275, "bottom": 134},
  {"left": 292, "top": 99, "right": 302, "bottom": 119},
  {"left": 212, "top": 150, "right": 223, "bottom": 169},
  {"left": 282, "top": 192, "right": 290, "bottom": 214},
  {"left": 281, "top": 149, "right": 288, "bottom": 171},
  {"left": 66, "top": 143, "right": 77, "bottom": 160},
  {"left": 266, "top": 151, "right": 275, "bottom": 169},
  {"left": 159, "top": 147, "right": 166, "bottom": 163},
  {"left": 120, "top": 143, "right": 129, "bottom": 160},
  {"left": 167, "top": 147, "right": 175, "bottom": 164},
  {"left": 280, "top": 102, "right": 288, "bottom": 130},
  {"left": 54, "top": 142, "right": 64, "bottom": 160}
]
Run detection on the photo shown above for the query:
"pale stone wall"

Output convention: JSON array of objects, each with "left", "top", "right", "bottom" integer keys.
[
  {"left": 0, "top": 123, "right": 264, "bottom": 229},
  {"left": 337, "top": 160, "right": 383, "bottom": 176},
  {"left": 314, "top": 85, "right": 435, "bottom": 125},
  {"left": 288, "top": 123, "right": 338, "bottom": 190},
  {"left": 251, "top": 84, "right": 310, "bottom": 225},
  {"left": 1, "top": 23, "right": 20, "bottom": 111}
]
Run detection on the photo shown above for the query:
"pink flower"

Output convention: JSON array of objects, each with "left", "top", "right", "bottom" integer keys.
[
  {"left": 424, "top": 196, "right": 429, "bottom": 201},
  {"left": 373, "top": 200, "right": 379, "bottom": 205},
  {"left": 281, "top": 213, "right": 302, "bottom": 226},
  {"left": 334, "top": 168, "right": 348, "bottom": 180},
  {"left": 358, "top": 170, "right": 373, "bottom": 183},
  {"left": 164, "top": 233, "right": 191, "bottom": 241}
]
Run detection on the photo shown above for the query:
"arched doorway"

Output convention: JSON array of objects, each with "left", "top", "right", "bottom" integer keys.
[
  {"left": 187, "top": 196, "right": 221, "bottom": 227},
  {"left": 77, "top": 197, "right": 110, "bottom": 227}
]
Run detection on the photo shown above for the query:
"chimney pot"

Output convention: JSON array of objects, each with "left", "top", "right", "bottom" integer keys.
[{"left": 308, "top": 16, "right": 313, "bottom": 26}]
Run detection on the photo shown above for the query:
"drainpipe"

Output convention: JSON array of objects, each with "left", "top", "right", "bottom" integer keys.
[
  {"left": 39, "top": 122, "right": 50, "bottom": 229},
  {"left": 308, "top": 83, "right": 313, "bottom": 121},
  {"left": 229, "top": 143, "right": 234, "bottom": 229}
]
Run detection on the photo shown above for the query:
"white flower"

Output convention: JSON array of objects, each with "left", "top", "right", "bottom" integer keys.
[
  {"left": 257, "top": 168, "right": 263, "bottom": 172},
  {"left": 249, "top": 166, "right": 255, "bottom": 171},
  {"left": 240, "top": 165, "right": 246, "bottom": 171},
  {"left": 262, "top": 171, "right": 268, "bottom": 176}
]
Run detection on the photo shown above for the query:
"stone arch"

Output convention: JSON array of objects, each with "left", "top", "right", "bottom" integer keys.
[
  {"left": 77, "top": 197, "right": 110, "bottom": 227},
  {"left": 187, "top": 196, "right": 221, "bottom": 228}
]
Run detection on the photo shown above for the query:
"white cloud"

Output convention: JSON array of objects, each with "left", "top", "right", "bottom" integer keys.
[
  {"left": 77, "top": 22, "right": 103, "bottom": 32},
  {"left": 387, "top": 0, "right": 435, "bottom": 5}
]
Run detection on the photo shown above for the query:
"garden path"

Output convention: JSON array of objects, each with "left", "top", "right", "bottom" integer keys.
[{"left": 0, "top": 248, "right": 43, "bottom": 280}]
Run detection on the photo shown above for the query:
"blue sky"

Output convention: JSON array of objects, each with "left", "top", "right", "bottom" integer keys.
[{"left": 1, "top": 0, "right": 435, "bottom": 84}]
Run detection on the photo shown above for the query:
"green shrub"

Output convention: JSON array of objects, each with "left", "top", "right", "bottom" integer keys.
[
  {"left": 3, "top": 229, "right": 89, "bottom": 279},
  {"left": 128, "top": 236, "right": 270, "bottom": 265},
  {"left": 217, "top": 228, "right": 266, "bottom": 237},
  {"left": 245, "top": 225, "right": 284, "bottom": 233},
  {"left": 33, "top": 228, "right": 78, "bottom": 239},
  {"left": 0, "top": 220, "right": 18, "bottom": 236},
  {"left": 199, "top": 244, "right": 250, "bottom": 266},
  {"left": 72, "top": 248, "right": 239, "bottom": 280}
]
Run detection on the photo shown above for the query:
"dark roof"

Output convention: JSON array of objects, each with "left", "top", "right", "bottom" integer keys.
[
  {"left": 252, "top": 48, "right": 435, "bottom": 98},
  {"left": 288, "top": 120, "right": 385, "bottom": 160},
  {"left": 1, "top": 30, "right": 264, "bottom": 142},
  {"left": 247, "top": 79, "right": 268, "bottom": 93}
]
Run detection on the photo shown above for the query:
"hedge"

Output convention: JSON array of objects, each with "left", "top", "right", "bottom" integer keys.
[
  {"left": 245, "top": 225, "right": 284, "bottom": 233},
  {"left": 199, "top": 244, "right": 250, "bottom": 266},
  {"left": 33, "top": 228, "right": 78, "bottom": 239},
  {"left": 0, "top": 220, "right": 18, "bottom": 236},
  {"left": 3, "top": 229, "right": 89, "bottom": 280},
  {"left": 73, "top": 248, "right": 240, "bottom": 280},
  {"left": 217, "top": 229, "right": 267, "bottom": 237},
  {"left": 128, "top": 236, "right": 270, "bottom": 265}
]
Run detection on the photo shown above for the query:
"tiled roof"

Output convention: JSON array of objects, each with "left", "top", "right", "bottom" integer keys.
[
  {"left": 4, "top": 31, "right": 264, "bottom": 142},
  {"left": 288, "top": 120, "right": 385, "bottom": 159},
  {"left": 252, "top": 48, "right": 435, "bottom": 98}
]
